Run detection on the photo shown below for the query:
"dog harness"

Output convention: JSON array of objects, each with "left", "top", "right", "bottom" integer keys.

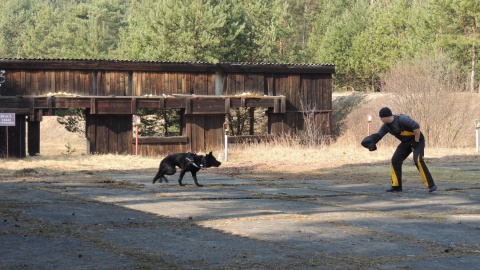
[{"left": 186, "top": 154, "right": 206, "bottom": 169}]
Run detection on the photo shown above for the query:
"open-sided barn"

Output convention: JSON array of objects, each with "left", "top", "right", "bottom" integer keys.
[{"left": 0, "top": 59, "right": 334, "bottom": 158}]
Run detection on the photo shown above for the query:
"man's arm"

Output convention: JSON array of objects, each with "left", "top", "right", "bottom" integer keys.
[{"left": 413, "top": 128, "right": 420, "bottom": 142}]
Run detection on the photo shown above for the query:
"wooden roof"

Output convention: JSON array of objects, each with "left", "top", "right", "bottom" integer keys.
[{"left": 0, "top": 58, "right": 335, "bottom": 74}]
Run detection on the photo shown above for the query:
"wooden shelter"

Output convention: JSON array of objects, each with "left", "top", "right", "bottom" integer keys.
[{"left": 0, "top": 59, "right": 334, "bottom": 158}]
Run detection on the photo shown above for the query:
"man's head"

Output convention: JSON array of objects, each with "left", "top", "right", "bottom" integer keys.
[{"left": 379, "top": 107, "right": 394, "bottom": 123}]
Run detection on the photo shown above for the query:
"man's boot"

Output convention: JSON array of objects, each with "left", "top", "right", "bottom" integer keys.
[{"left": 386, "top": 186, "right": 403, "bottom": 192}]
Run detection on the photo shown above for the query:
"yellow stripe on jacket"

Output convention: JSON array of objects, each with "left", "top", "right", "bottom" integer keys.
[{"left": 400, "top": 130, "right": 414, "bottom": 136}]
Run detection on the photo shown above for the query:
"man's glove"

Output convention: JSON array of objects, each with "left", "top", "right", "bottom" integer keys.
[
  {"left": 361, "top": 135, "right": 378, "bottom": 151},
  {"left": 411, "top": 141, "right": 419, "bottom": 150}
]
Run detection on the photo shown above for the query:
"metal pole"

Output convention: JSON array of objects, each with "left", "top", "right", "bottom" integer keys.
[
  {"left": 134, "top": 115, "right": 140, "bottom": 156},
  {"left": 476, "top": 120, "right": 480, "bottom": 154},
  {"left": 5, "top": 126, "right": 7, "bottom": 159},
  {"left": 476, "top": 129, "right": 479, "bottom": 153},
  {"left": 223, "top": 122, "right": 228, "bottom": 162},
  {"left": 135, "top": 123, "right": 139, "bottom": 156},
  {"left": 367, "top": 114, "right": 372, "bottom": 135},
  {"left": 224, "top": 133, "right": 228, "bottom": 162}
]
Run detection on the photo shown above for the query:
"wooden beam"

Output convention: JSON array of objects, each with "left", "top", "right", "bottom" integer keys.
[
  {"left": 227, "top": 135, "right": 272, "bottom": 143},
  {"left": 131, "top": 97, "right": 137, "bottom": 114},
  {"left": 132, "top": 136, "right": 188, "bottom": 144},
  {"left": 90, "top": 98, "right": 96, "bottom": 114},
  {"left": 0, "top": 95, "right": 289, "bottom": 115},
  {"left": 29, "top": 97, "right": 35, "bottom": 116},
  {"left": 159, "top": 97, "right": 166, "bottom": 109},
  {"left": 224, "top": 98, "right": 230, "bottom": 113},
  {"left": 185, "top": 98, "right": 192, "bottom": 114}
]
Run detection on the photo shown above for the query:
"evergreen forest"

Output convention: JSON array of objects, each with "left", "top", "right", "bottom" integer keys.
[{"left": 1, "top": 0, "right": 479, "bottom": 92}]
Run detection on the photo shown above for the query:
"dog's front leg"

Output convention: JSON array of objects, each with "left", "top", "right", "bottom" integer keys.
[
  {"left": 177, "top": 170, "right": 187, "bottom": 186},
  {"left": 191, "top": 171, "right": 203, "bottom": 187}
]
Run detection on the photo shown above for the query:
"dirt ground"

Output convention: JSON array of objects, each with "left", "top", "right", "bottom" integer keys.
[
  {"left": 1, "top": 116, "right": 479, "bottom": 269},
  {"left": 1, "top": 151, "right": 479, "bottom": 269}
]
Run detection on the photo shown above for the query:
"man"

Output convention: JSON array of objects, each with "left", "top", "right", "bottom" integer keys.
[{"left": 361, "top": 107, "right": 437, "bottom": 193}]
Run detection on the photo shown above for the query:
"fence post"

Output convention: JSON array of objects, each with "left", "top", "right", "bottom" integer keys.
[
  {"left": 223, "top": 122, "right": 229, "bottom": 162},
  {"left": 134, "top": 115, "right": 141, "bottom": 156},
  {"left": 367, "top": 114, "right": 372, "bottom": 135},
  {"left": 476, "top": 120, "right": 480, "bottom": 153}
]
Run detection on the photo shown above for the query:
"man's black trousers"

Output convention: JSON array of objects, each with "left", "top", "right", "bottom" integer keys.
[{"left": 390, "top": 140, "right": 435, "bottom": 188}]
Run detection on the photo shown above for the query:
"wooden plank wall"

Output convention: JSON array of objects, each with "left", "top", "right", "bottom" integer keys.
[
  {"left": 97, "top": 71, "right": 128, "bottom": 96},
  {"left": 131, "top": 72, "right": 215, "bottom": 96},
  {"left": 203, "top": 115, "right": 224, "bottom": 151},
  {"left": 136, "top": 140, "right": 189, "bottom": 156},
  {"left": 0, "top": 65, "right": 332, "bottom": 157},
  {"left": 1, "top": 70, "right": 331, "bottom": 113},
  {"left": 222, "top": 72, "right": 332, "bottom": 112},
  {"left": 0, "top": 116, "right": 26, "bottom": 158},
  {"left": 185, "top": 114, "right": 224, "bottom": 153},
  {"left": 188, "top": 115, "right": 204, "bottom": 152},
  {"left": 272, "top": 73, "right": 333, "bottom": 112},
  {"left": 1, "top": 70, "right": 94, "bottom": 96},
  {"left": 1, "top": 70, "right": 218, "bottom": 97},
  {"left": 27, "top": 121, "right": 40, "bottom": 155},
  {"left": 224, "top": 73, "right": 266, "bottom": 96},
  {"left": 86, "top": 114, "right": 132, "bottom": 154}
]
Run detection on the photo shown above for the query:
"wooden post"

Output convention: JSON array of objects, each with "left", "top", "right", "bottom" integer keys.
[
  {"left": 249, "top": 107, "right": 254, "bottom": 135},
  {"left": 27, "top": 120, "right": 40, "bottom": 156}
]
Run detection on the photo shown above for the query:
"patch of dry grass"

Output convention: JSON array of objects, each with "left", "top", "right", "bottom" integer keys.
[
  {"left": 224, "top": 141, "right": 476, "bottom": 169},
  {"left": 218, "top": 141, "right": 479, "bottom": 182},
  {"left": 1, "top": 136, "right": 478, "bottom": 185},
  {"left": 1, "top": 110, "right": 479, "bottom": 185},
  {"left": 0, "top": 153, "right": 159, "bottom": 173}
]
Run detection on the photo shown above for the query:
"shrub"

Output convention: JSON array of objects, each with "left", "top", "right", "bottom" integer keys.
[{"left": 381, "top": 52, "right": 479, "bottom": 147}]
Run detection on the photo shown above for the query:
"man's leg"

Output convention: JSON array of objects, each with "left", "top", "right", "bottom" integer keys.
[
  {"left": 412, "top": 141, "right": 436, "bottom": 192},
  {"left": 387, "top": 142, "right": 411, "bottom": 192}
]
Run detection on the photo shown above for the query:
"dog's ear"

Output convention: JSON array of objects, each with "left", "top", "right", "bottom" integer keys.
[{"left": 208, "top": 151, "right": 212, "bottom": 156}]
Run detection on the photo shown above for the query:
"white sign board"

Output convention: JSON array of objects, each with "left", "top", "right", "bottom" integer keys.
[{"left": 0, "top": 113, "right": 15, "bottom": 126}]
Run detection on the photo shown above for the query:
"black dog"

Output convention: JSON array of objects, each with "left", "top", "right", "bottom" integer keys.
[{"left": 152, "top": 152, "right": 221, "bottom": 187}]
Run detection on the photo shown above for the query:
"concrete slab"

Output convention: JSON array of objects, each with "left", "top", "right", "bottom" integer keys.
[{"left": 0, "top": 235, "right": 140, "bottom": 270}]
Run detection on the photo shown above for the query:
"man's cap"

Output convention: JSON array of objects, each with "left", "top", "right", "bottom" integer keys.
[{"left": 379, "top": 107, "right": 393, "bottom": 118}]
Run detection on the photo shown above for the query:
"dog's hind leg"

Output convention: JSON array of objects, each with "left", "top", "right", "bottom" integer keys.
[
  {"left": 153, "top": 166, "right": 176, "bottom": 184},
  {"left": 153, "top": 171, "right": 172, "bottom": 184},
  {"left": 152, "top": 171, "right": 164, "bottom": 184}
]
